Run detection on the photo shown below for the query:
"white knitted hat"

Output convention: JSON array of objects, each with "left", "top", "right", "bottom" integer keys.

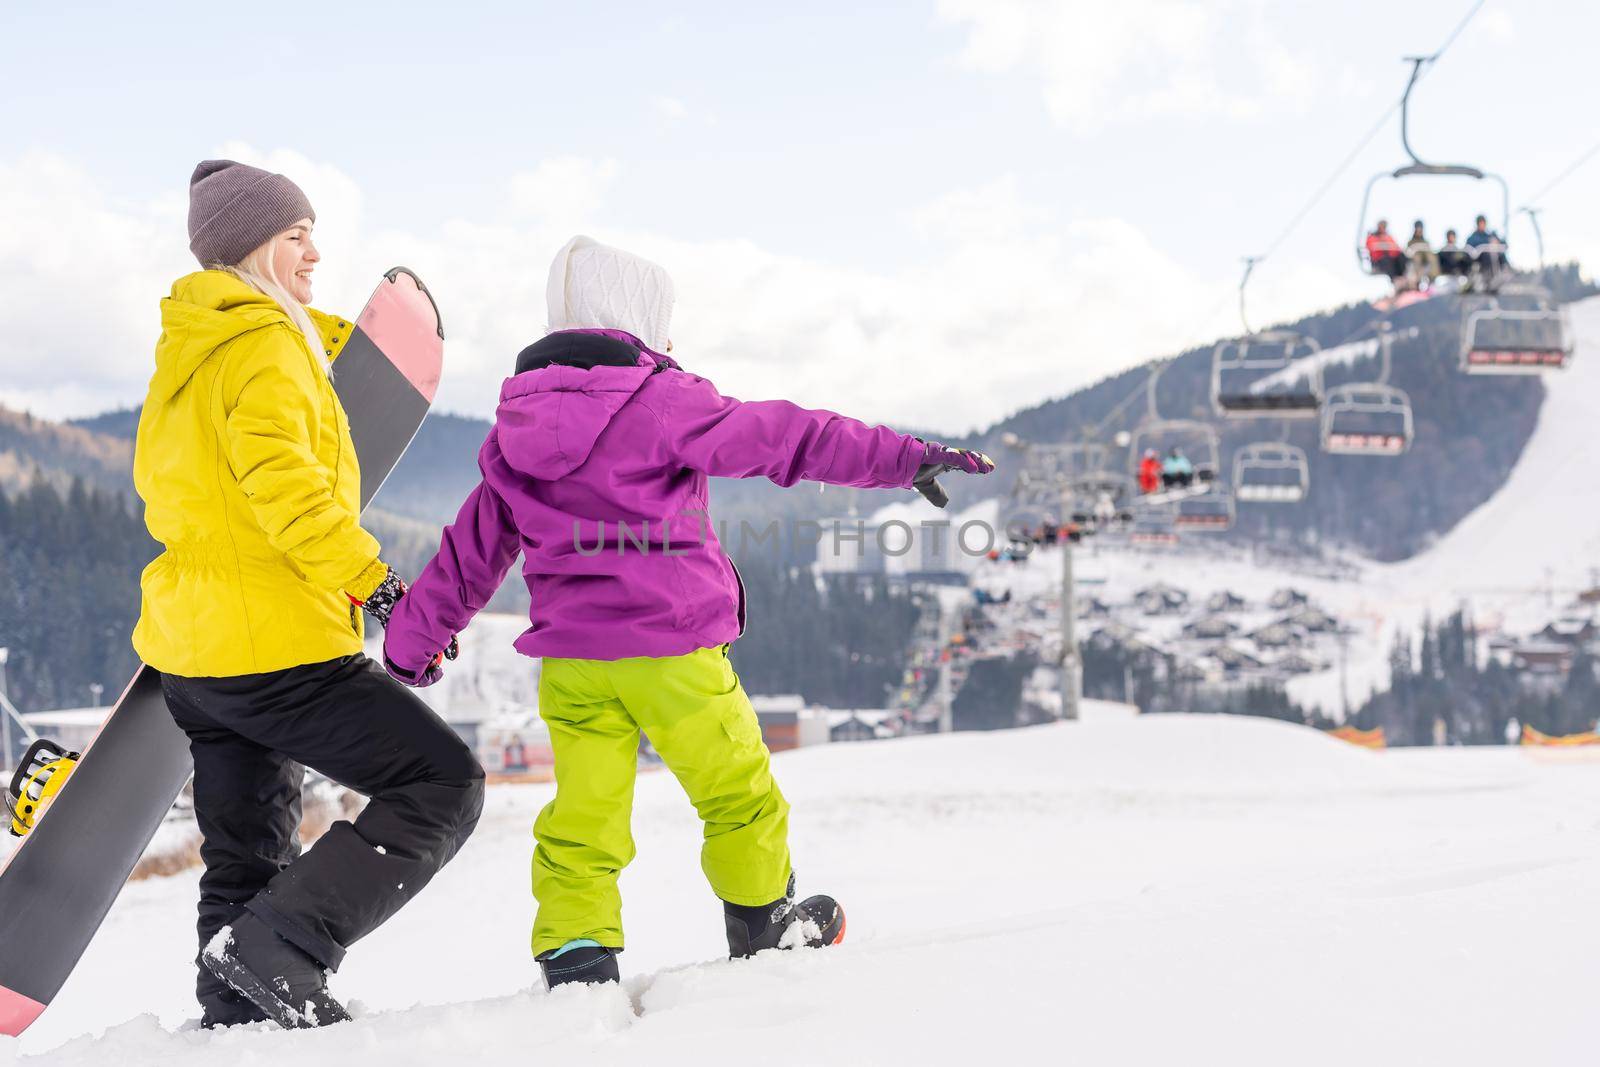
[{"left": 545, "top": 235, "right": 675, "bottom": 352}]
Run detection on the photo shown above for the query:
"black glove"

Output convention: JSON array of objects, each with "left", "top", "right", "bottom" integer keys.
[{"left": 913, "top": 443, "right": 997, "bottom": 509}]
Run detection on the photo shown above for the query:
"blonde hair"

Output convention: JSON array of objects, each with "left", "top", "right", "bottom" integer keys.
[{"left": 223, "top": 238, "right": 327, "bottom": 374}]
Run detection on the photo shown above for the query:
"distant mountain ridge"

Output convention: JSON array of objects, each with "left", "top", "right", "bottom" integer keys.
[
  {"left": 23, "top": 262, "right": 1595, "bottom": 564},
  {"left": 1, "top": 406, "right": 133, "bottom": 496}
]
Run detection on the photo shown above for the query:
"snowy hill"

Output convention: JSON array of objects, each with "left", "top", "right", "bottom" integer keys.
[
  {"left": 18, "top": 712, "right": 1600, "bottom": 1065},
  {"left": 1385, "top": 294, "right": 1600, "bottom": 618},
  {"left": 957, "top": 293, "right": 1600, "bottom": 716}
]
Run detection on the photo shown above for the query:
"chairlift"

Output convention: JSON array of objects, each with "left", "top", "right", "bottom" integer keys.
[
  {"left": 1129, "top": 508, "right": 1180, "bottom": 547},
  {"left": 1213, "top": 331, "right": 1324, "bottom": 418},
  {"left": 1320, "top": 323, "right": 1413, "bottom": 456},
  {"left": 1068, "top": 471, "right": 1137, "bottom": 532},
  {"left": 1459, "top": 284, "right": 1573, "bottom": 374},
  {"left": 1320, "top": 384, "right": 1413, "bottom": 456},
  {"left": 1174, "top": 490, "right": 1235, "bottom": 532},
  {"left": 1211, "top": 259, "right": 1323, "bottom": 417},
  {"left": 1233, "top": 443, "right": 1310, "bottom": 503},
  {"left": 1356, "top": 57, "right": 1510, "bottom": 293},
  {"left": 1128, "top": 419, "right": 1221, "bottom": 505}
]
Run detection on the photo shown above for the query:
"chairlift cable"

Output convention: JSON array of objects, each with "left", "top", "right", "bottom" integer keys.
[
  {"left": 1423, "top": 0, "right": 1489, "bottom": 65},
  {"left": 1079, "top": 4, "right": 1487, "bottom": 449},
  {"left": 1255, "top": 0, "right": 1488, "bottom": 266},
  {"left": 1521, "top": 136, "right": 1600, "bottom": 209}
]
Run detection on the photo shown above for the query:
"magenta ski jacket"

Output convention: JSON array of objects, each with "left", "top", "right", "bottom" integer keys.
[{"left": 383, "top": 330, "right": 928, "bottom": 672}]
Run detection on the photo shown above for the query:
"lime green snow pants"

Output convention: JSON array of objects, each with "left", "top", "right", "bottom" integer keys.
[{"left": 530, "top": 645, "right": 792, "bottom": 955}]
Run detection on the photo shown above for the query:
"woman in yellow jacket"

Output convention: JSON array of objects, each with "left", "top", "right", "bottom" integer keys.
[{"left": 132, "top": 160, "right": 484, "bottom": 1030}]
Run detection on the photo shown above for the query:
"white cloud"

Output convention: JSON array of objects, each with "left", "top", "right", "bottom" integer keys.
[
  {"left": 650, "top": 96, "right": 690, "bottom": 124},
  {"left": 1475, "top": 9, "right": 1515, "bottom": 44},
  {"left": 0, "top": 152, "right": 189, "bottom": 418},
  {"left": 507, "top": 156, "right": 618, "bottom": 227},
  {"left": 0, "top": 149, "right": 1294, "bottom": 435},
  {"left": 936, "top": 0, "right": 1316, "bottom": 133},
  {"left": 910, "top": 174, "right": 1048, "bottom": 243}
]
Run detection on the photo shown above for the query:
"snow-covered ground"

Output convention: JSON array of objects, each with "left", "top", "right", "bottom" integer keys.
[{"left": 15, "top": 710, "right": 1600, "bottom": 1065}]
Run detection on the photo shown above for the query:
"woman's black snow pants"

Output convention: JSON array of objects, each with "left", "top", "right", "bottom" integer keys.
[{"left": 160, "top": 653, "right": 485, "bottom": 1012}]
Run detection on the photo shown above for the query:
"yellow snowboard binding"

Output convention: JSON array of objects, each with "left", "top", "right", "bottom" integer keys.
[{"left": 6, "top": 739, "right": 81, "bottom": 837}]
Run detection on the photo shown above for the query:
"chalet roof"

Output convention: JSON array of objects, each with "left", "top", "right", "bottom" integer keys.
[
  {"left": 1210, "top": 644, "right": 1265, "bottom": 668},
  {"left": 1183, "top": 616, "right": 1240, "bottom": 635},
  {"left": 1540, "top": 616, "right": 1596, "bottom": 638}
]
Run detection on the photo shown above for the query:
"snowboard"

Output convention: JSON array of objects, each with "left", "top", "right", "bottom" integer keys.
[
  {"left": 0, "top": 267, "right": 444, "bottom": 1036},
  {"left": 1371, "top": 287, "right": 1437, "bottom": 313}
]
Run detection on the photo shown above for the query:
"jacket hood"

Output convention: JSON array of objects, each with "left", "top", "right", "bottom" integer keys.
[
  {"left": 495, "top": 332, "right": 660, "bottom": 480},
  {"left": 148, "top": 271, "right": 311, "bottom": 402},
  {"left": 545, "top": 235, "right": 675, "bottom": 354}
]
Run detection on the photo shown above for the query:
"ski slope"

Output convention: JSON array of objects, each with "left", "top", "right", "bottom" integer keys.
[
  {"left": 1383, "top": 294, "right": 1600, "bottom": 616},
  {"left": 15, "top": 712, "right": 1600, "bottom": 1065}
]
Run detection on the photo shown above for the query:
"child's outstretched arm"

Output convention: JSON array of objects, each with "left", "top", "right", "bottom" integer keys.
[
  {"left": 661, "top": 373, "right": 929, "bottom": 490},
  {"left": 383, "top": 464, "right": 521, "bottom": 685}
]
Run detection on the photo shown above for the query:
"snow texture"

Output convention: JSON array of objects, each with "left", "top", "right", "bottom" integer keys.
[{"left": 10, "top": 711, "right": 1600, "bottom": 1064}]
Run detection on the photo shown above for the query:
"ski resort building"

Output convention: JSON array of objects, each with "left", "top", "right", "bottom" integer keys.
[
  {"left": 1133, "top": 584, "right": 1189, "bottom": 615},
  {"left": 1205, "top": 590, "right": 1249, "bottom": 613},
  {"left": 750, "top": 694, "right": 832, "bottom": 751},
  {"left": 17, "top": 708, "right": 102, "bottom": 756}
]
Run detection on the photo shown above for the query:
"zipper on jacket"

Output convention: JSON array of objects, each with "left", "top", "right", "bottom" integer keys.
[{"left": 729, "top": 558, "right": 748, "bottom": 638}]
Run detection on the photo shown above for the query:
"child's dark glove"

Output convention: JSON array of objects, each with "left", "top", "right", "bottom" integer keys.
[
  {"left": 913, "top": 443, "right": 996, "bottom": 508},
  {"left": 384, "top": 636, "right": 459, "bottom": 689},
  {"left": 350, "top": 565, "right": 407, "bottom": 628}
]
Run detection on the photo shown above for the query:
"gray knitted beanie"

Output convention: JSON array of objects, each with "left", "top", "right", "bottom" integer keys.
[{"left": 187, "top": 159, "right": 316, "bottom": 268}]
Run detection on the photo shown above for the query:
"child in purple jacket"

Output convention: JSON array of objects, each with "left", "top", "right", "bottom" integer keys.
[{"left": 383, "top": 235, "right": 993, "bottom": 987}]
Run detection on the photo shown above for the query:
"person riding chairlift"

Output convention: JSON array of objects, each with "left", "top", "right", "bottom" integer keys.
[
  {"left": 1466, "top": 214, "right": 1508, "bottom": 283},
  {"left": 1138, "top": 449, "right": 1162, "bottom": 494},
  {"left": 1161, "top": 447, "right": 1195, "bottom": 489},
  {"left": 1364, "top": 219, "right": 1409, "bottom": 289},
  {"left": 1405, "top": 220, "right": 1439, "bottom": 291},
  {"left": 1438, "top": 228, "right": 1472, "bottom": 278}
]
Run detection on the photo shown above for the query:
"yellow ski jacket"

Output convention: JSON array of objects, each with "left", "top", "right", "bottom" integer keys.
[{"left": 132, "top": 271, "right": 387, "bottom": 677}]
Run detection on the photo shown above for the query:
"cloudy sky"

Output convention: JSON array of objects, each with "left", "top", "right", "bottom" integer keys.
[{"left": 1, "top": 1, "right": 1595, "bottom": 434}]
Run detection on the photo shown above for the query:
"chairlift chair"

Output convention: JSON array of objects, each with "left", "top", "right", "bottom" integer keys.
[
  {"left": 1356, "top": 57, "right": 1510, "bottom": 292},
  {"left": 1458, "top": 285, "right": 1573, "bottom": 374},
  {"left": 1233, "top": 443, "right": 1310, "bottom": 503},
  {"left": 1174, "top": 490, "right": 1236, "bottom": 532},
  {"left": 1320, "top": 384, "right": 1414, "bottom": 456},
  {"left": 1212, "top": 331, "right": 1323, "bottom": 418},
  {"left": 1068, "top": 471, "right": 1137, "bottom": 531},
  {"left": 1129, "top": 508, "right": 1180, "bottom": 547},
  {"left": 1128, "top": 419, "right": 1221, "bottom": 505}
]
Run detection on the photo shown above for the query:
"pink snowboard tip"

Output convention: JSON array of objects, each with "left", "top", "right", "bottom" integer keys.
[
  {"left": 0, "top": 984, "right": 46, "bottom": 1036},
  {"left": 355, "top": 268, "right": 445, "bottom": 403}
]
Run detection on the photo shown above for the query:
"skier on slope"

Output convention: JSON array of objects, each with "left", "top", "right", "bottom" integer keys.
[
  {"left": 381, "top": 235, "right": 995, "bottom": 988},
  {"left": 131, "top": 160, "right": 484, "bottom": 1029}
]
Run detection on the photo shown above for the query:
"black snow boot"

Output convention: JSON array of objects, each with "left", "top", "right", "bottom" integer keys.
[
  {"left": 202, "top": 912, "right": 351, "bottom": 1029},
  {"left": 537, "top": 941, "right": 621, "bottom": 988},
  {"left": 197, "top": 978, "right": 268, "bottom": 1030},
  {"left": 724, "top": 875, "right": 846, "bottom": 958}
]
